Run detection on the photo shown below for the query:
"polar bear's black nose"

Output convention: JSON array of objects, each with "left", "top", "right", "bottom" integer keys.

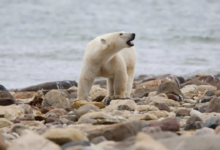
[{"left": 132, "top": 33, "right": 135, "bottom": 40}]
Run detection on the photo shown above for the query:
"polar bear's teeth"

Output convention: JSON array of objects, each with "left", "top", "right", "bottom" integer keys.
[{"left": 130, "top": 41, "right": 134, "bottom": 45}]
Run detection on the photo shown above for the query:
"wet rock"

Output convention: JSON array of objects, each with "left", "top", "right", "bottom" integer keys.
[
  {"left": 206, "top": 96, "right": 220, "bottom": 113},
  {"left": 42, "top": 90, "right": 71, "bottom": 109},
  {"left": 156, "top": 81, "right": 184, "bottom": 101},
  {"left": 0, "top": 132, "right": 8, "bottom": 150},
  {"left": 134, "top": 132, "right": 168, "bottom": 150},
  {"left": 43, "top": 128, "right": 88, "bottom": 145},
  {"left": 61, "top": 141, "right": 90, "bottom": 150},
  {"left": 8, "top": 130, "right": 61, "bottom": 150},
  {"left": 86, "top": 120, "right": 142, "bottom": 141},
  {"left": 0, "top": 85, "right": 15, "bottom": 105},
  {"left": 194, "top": 127, "right": 215, "bottom": 136},
  {"left": 89, "top": 85, "right": 107, "bottom": 102},
  {"left": 180, "top": 85, "right": 198, "bottom": 98},
  {"left": 91, "top": 136, "right": 107, "bottom": 144},
  {"left": 19, "top": 80, "right": 77, "bottom": 93},
  {"left": 148, "top": 118, "right": 180, "bottom": 132},
  {"left": 154, "top": 103, "right": 171, "bottom": 112},
  {"left": 204, "top": 116, "right": 220, "bottom": 129},
  {"left": 75, "top": 104, "right": 100, "bottom": 119},
  {"left": 77, "top": 112, "right": 124, "bottom": 124},
  {"left": 184, "top": 115, "right": 203, "bottom": 130},
  {"left": 0, "top": 105, "right": 25, "bottom": 120},
  {"left": 72, "top": 101, "right": 105, "bottom": 109},
  {"left": 176, "top": 109, "right": 190, "bottom": 116}
]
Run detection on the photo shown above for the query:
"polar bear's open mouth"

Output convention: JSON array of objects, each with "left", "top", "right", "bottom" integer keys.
[
  {"left": 127, "top": 40, "right": 134, "bottom": 46},
  {"left": 126, "top": 34, "right": 135, "bottom": 46}
]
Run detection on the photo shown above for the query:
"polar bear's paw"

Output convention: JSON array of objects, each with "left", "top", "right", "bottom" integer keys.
[{"left": 102, "top": 96, "right": 131, "bottom": 106}]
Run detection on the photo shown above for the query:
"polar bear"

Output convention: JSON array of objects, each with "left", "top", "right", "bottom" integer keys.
[{"left": 77, "top": 32, "right": 136, "bottom": 104}]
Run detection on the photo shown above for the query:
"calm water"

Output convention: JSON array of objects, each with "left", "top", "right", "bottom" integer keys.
[{"left": 0, "top": 0, "right": 220, "bottom": 89}]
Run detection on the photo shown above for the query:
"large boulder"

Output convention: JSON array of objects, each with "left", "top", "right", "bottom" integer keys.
[
  {"left": 0, "top": 85, "right": 15, "bottom": 106},
  {"left": 206, "top": 96, "right": 220, "bottom": 113}
]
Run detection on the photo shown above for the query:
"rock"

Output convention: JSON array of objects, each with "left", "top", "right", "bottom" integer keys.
[
  {"left": 159, "top": 135, "right": 220, "bottom": 150},
  {"left": 198, "top": 95, "right": 213, "bottom": 103},
  {"left": 148, "top": 118, "right": 180, "bottom": 132},
  {"left": 19, "top": 104, "right": 33, "bottom": 114},
  {"left": 7, "top": 130, "right": 61, "bottom": 150},
  {"left": 43, "top": 128, "right": 88, "bottom": 145},
  {"left": 91, "top": 136, "right": 107, "bottom": 144},
  {"left": 204, "top": 116, "right": 220, "bottom": 129},
  {"left": 0, "top": 87, "right": 15, "bottom": 105},
  {"left": 156, "top": 81, "right": 184, "bottom": 101},
  {"left": 133, "top": 84, "right": 158, "bottom": 98},
  {"left": 194, "top": 127, "right": 215, "bottom": 136},
  {"left": 214, "top": 90, "right": 220, "bottom": 96},
  {"left": 42, "top": 90, "right": 71, "bottom": 109},
  {"left": 176, "top": 109, "right": 190, "bottom": 116},
  {"left": 61, "top": 141, "right": 90, "bottom": 150},
  {"left": 72, "top": 101, "right": 105, "bottom": 109},
  {"left": 146, "top": 95, "right": 180, "bottom": 107},
  {"left": 20, "top": 121, "right": 45, "bottom": 128},
  {"left": 148, "top": 111, "right": 169, "bottom": 118},
  {"left": 184, "top": 115, "right": 203, "bottom": 130},
  {"left": 45, "top": 113, "right": 59, "bottom": 124},
  {"left": 118, "top": 105, "right": 134, "bottom": 111},
  {"left": 194, "top": 102, "right": 209, "bottom": 113},
  {"left": 181, "top": 78, "right": 209, "bottom": 87},
  {"left": 154, "top": 103, "right": 171, "bottom": 112},
  {"left": 77, "top": 111, "right": 124, "bottom": 124},
  {"left": 11, "top": 124, "right": 29, "bottom": 136},
  {"left": 0, "top": 105, "right": 25, "bottom": 120},
  {"left": 190, "top": 109, "right": 202, "bottom": 117},
  {"left": 128, "top": 114, "right": 158, "bottom": 121},
  {"left": 104, "top": 100, "right": 137, "bottom": 112},
  {"left": 148, "top": 131, "right": 178, "bottom": 140},
  {"left": 180, "top": 85, "right": 198, "bottom": 98},
  {"left": 136, "top": 105, "right": 159, "bottom": 112},
  {"left": 89, "top": 85, "right": 107, "bottom": 102},
  {"left": 134, "top": 132, "right": 168, "bottom": 150},
  {"left": 214, "top": 125, "right": 220, "bottom": 135},
  {"left": 197, "top": 75, "right": 220, "bottom": 86},
  {"left": 206, "top": 96, "right": 220, "bottom": 113},
  {"left": 0, "top": 132, "right": 8, "bottom": 150},
  {"left": 93, "top": 79, "right": 107, "bottom": 88},
  {"left": 86, "top": 120, "right": 142, "bottom": 141},
  {"left": 13, "top": 91, "right": 37, "bottom": 103},
  {"left": 198, "top": 85, "right": 217, "bottom": 92},
  {"left": 19, "top": 80, "right": 77, "bottom": 93},
  {"left": 142, "top": 126, "right": 162, "bottom": 134},
  {"left": 75, "top": 104, "right": 100, "bottom": 119},
  {"left": 45, "top": 108, "right": 67, "bottom": 117}
]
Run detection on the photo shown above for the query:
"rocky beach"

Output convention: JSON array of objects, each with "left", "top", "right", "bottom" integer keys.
[{"left": 0, "top": 73, "right": 220, "bottom": 150}]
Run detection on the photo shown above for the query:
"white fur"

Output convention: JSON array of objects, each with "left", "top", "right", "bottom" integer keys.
[{"left": 77, "top": 32, "right": 136, "bottom": 100}]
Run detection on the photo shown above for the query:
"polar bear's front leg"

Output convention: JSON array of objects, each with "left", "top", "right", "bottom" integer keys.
[{"left": 113, "top": 70, "right": 127, "bottom": 99}]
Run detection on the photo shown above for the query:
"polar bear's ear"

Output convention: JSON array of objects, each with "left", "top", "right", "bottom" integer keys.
[{"left": 101, "top": 38, "right": 107, "bottom": 44}]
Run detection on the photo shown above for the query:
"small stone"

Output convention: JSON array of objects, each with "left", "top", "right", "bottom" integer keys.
[
  {"left": 194, "top": 127, "right": 215, "bottom": 136},
  {"left": 61, "top": 141, "right": 90, "bottom": 150},
  {"left": 154, "top": 103, "right": 171, "bottom": 112},
  {"left": 89, "top": 85, "right": 107, "bottom": 102},
  {"left": 91, "top": 136, "right": 107, "bottom": 144},
  {"left": 118, "top": 105, "right": 133, "bottom": 111},
  {"left": 190, "top": 109, "right": 202, "bottom": 117},
  {"left": 8, "top": 130, "right": 61, "bottom": 150},
  {"left": 72, "top": 101, "right": 105, "bottom": 109},
  {"left": 0, "top": 118, "right": 13, "bottom": 128},
  {"left": 142, "top": 126, "right": 162, "bottom": 134},
  {"left": 0, "top": 86, "right": 15, "bottom": 106},
  {"left": 181, "top": 85, "right": 198, "bottom": 98},
  {"left": 146, "top": 95, "right": 180, "bottom": 107},
  {"left": 75, "top": 104, "right": 100, "bottom": 119},
  {"left": 194, "top": 102, "right": 209, "bottom": 113},
  {"left": 42, "top": 90, "right": 71, "bottom": 109},
  {"left": 198, "top": 85, "right": 217, "bottom": 92},
  {"left": 43, "top": 128, "right": 88, "bottom": 145},
  {"left": 77, "top": 112, "right": 124, "bottom": 124},
  {"left": 156, "top": 81, "right": 184, "bottom": 101},
  {"left": 176, "top": 109, "right": 190, "bottom": 116},
  {"left": 11, "top": 124, "right": 29, "bottom": 136},
  {"left": 184, "top": 115, "right": 203, "bottom": 130},
  {"left": 206, "top": 96, "right": 220, "bottom": 113},
  {"left": 19, "top": 104, "right": 33, "bottom": 114},
  {"left": 148, "top": 118, "right": 180, "bottom": 132},
  {"left": 204, "top": 116, "right": 220, "bottom": 129}
]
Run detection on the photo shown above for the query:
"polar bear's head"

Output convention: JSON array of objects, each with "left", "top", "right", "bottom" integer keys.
[{"left": 99, "top": 31, "right": 135, "bottom": 51}]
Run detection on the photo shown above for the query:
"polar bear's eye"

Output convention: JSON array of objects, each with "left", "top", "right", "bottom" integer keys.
[{"left": 119, "top": 33, "right": 123, "bottom": 36}]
